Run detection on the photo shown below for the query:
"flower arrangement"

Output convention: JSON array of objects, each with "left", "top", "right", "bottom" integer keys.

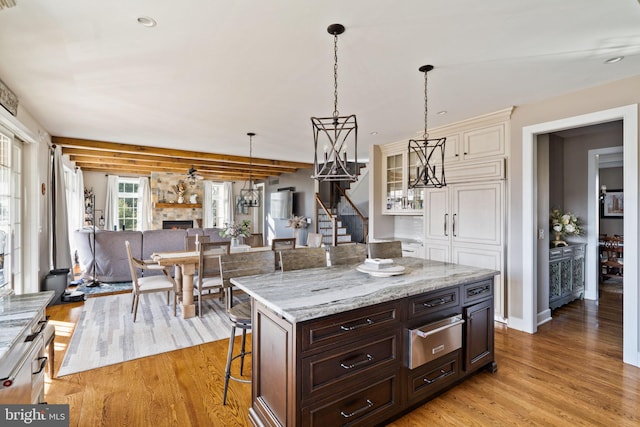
[
  {"left": 172, "top": 181, "right": 187, "bottom": 203},
  {"left": 550, "top": 208, "right": 581, "bottom": 237},
  {"left": 219, "top": 219, "right": 251, "bottom": 238},
  {"left": 286, "top": 215, "right": 308, "bottom": 229}
]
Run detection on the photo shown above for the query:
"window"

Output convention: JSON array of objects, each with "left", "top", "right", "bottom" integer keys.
[
  {"left": 118, "top": 178, "right": 139, "bottom": 231},
  {"left": 0, "top": 130, "right": 21, "bottom": 294},
  {"left": 211, "top": 182, "right": 228, "bottom": 227}
]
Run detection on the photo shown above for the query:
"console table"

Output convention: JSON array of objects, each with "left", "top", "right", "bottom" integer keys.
[{"left": 549, "top": 243, "right": 586, "bottom": 310}]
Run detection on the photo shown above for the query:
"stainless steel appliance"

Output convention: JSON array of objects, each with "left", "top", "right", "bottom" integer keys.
[{"left": 408, "top": 314, "right": 464, "bottom": 369}]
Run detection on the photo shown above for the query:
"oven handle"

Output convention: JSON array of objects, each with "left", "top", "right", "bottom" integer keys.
[{"left": 414, "top": 317, "right": 465, "bottom": 339}]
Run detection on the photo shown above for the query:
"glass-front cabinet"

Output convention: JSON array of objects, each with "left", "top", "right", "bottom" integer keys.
[{"left": 383, "top": 147, "right": 424, "bottom": 215}]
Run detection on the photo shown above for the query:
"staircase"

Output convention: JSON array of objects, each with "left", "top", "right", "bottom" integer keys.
[{"left": 316, "top": 209, "right": 354, "bottom": 245}]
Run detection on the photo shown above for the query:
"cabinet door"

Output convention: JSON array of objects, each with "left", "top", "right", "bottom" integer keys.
[
  {"left": 424, "top": 188, "right": 449, "bottom": 242},
  {"left": 385, "top": 153, "right": 403, "bottom": 211},
  {"left": 463, "top": 299, "right": 494, "bottom": 373},
  {"left": 423, "top": 243, "right": 450, "bottom": 263},
  {"left": 462, "top": 124, "right": 505, "bottom": 161},
  {"left": 451, "top": 182, "right": 502, "bottom": 246}
]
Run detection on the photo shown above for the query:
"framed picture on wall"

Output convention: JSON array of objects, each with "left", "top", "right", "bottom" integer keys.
[{"left": 601, "top": 189, "right": 623, "bottom": 218}]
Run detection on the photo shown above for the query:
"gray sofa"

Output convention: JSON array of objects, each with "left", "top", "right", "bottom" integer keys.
[{"left": 74, "top": 228, "right": 230, "bottom": 282}]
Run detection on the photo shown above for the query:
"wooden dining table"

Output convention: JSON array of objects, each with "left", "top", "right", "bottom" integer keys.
[{"left": 152, "top": 245, "right": 272, "bottom": 319}]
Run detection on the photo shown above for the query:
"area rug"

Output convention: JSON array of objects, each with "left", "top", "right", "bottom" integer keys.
[
  {"left": 58, "top": 292, "right": 239, "bottom": 376},
  {"left": 74, "top": 281, "right": 133, "bottom": 297}
]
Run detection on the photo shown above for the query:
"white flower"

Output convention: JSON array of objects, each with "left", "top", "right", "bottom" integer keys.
[
  {"left": 553, "top": 224, "right": 562, "bottom": 232},
  {"left": 565, "top": 224, "right": 575, "bottom": 233},
  {"left": 561, "top": 214, "right": 571, "bottom": 225}
]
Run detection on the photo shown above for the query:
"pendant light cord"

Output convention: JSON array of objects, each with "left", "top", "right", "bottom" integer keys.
[
  {"left": 423, "top": 70, "right": 429, "bottom": 140},
  {"left": 333, "top": 32, "right": 339, "bottom": 119}
]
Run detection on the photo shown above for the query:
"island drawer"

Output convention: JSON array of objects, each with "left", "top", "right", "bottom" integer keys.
[
  {"left": 302, "top": 374, "right": 400, "bottom": 427},
  {"left": 406, "top": 349, "right": 461, "bottom": 404},
  {"left": 302, "top": 332, "right": 400, "bottom": 399},
  {"left": 300, "top": 301, "right": 401, "bottom": 353},
  {"left": 462, "top": 279, "right": 493, "bottom": 305},
  {"left": 408, "top": 287, "right": 460, "bottom": 320}
]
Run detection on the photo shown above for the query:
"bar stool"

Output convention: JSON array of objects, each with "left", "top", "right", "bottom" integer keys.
[{"left": 222, "top": 301, "right": 251, "bottom": 405}]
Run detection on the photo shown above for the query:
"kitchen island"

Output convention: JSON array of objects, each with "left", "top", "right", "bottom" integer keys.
[{"left": 231, "top": 257, "right": 498, "bottom": 426}]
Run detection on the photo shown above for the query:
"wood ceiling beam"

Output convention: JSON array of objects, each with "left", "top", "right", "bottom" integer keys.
[
  {"left": 78, "top": 166, "right": 257, "bottom": 181},
  {"left": 73, "top": 162, "right": 266, "bottom": 179},
  {"left": 53, "top": 136, "right": 312, "bottom": 169},
  {"left": 65, "top": 151, "right": 293, "bottom": 175}
]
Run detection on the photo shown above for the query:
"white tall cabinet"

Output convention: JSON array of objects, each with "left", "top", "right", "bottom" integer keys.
[{"left": 371, "top": 108, "right": 512, "bottom": 322}]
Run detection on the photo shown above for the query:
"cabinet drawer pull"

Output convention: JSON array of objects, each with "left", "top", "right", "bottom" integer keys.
[
  {"left": 340, "top": 318, "right": 373, "bottom": 331},
  {"left": 340, "top": 399, "right": 374, "bottom": 419},
  {"left": 468, "top": 285, "right": 490, "bottom": 297},
  {"left": 340, "top": 353, "right": 374, "bottom": 370},
  {"left": 33, "top": 357, "right": 48, "bottom": 375},
  {"left": 423, "top": 297, "right": 450, "bottom": 308},
  {"left": 423, "top": 367, "right": 454, "bottom": 385},
  {"left": 26, "top": 321, "right": 46, "bottom": 342},
  {"left": 444, "top": 213, "right": 448, "bottom": 236}
]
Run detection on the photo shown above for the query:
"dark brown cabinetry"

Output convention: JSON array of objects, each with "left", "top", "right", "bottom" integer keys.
[{"left": 250, "top": 279, "right": 495, "bottom": 427}]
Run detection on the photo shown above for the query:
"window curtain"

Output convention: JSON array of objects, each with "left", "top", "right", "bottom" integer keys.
[
  {"left": 50, "top": 146, "right": 72, "bottom": 269},
  {"left": 104, "top": 174, "right": 119, "bottom": 231},
  {"left": 203, "top": 180, "right": 214, "bottom": 228},
  {"left": 137, "top": 177, "right": 151, "bottom": 230},
  {"left": 224, "top": 181, "right": 234, "bottom": 224}
]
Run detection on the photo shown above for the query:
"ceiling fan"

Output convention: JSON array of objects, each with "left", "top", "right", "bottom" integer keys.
[{"left": 186, "top": 166, "right": 203, "bottom": 184}]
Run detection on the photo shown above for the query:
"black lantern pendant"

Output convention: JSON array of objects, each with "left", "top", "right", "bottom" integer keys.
[
  {"left": 239, "top": 132, "right": 261, "bottom": 207},
  {"left": 408, "top": 65, "right": 446, "bottom": 189},
  {"left": 311, "top": 23, "right": 358, "bottom": 182}
]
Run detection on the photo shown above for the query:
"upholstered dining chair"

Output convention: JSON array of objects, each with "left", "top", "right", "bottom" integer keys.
[
  {"left": 600, "top": 236, "right": 623, "bottom": 282},
  {"left": 368, "top": 240, "right": 403, "bottom": 259},
  {"left": 245, "top": 233, "right": 264, "bottom": 248},
  {"left": 328, "top": 243, "right": 367, "bottom": 266},
  {"left": 306, "top": 232, "right": 324, "bottom": 248},
  {"left": 219, "top": 250, "right": 275, "bottom": 405},
  {"left": 184, "top": 234, "right": 210, "bottom": 251},
  {"left": 194, "top": 241, "right": 231, "bottom": 316},
  {"left": 279, "top": 247, "right": 328, "bottom": 271},
  {"left": 125, "top": 240, "right": 177, "bottom": 322}
]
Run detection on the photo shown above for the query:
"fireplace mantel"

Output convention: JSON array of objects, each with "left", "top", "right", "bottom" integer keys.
[{"left": 154, "top": 202, "right": 202, "bottom": 209}]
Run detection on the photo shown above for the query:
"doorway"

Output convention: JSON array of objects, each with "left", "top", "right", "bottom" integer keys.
[{"left": 521, "top": 104, "right": 639, "bottom": 367}]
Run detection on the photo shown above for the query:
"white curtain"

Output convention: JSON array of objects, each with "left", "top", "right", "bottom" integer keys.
[
  {"left": 137, "top": 177, "right": 152, "bottom": 230},
  {"left": 224, "top": 181, "right": 234, "bottom": 224},
  {"left": 203, "top": 180, "right": 214, "bottom": 228},
  {"left": 104, "top": 174, "right": 119, "bottom": 231},
  {"left": 50, "top": 146, "right": 72, "bottom": 269}
]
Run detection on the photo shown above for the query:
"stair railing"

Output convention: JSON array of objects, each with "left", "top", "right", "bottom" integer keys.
[
  {"left": 334, "top": 183, "right": 369, "bottom": 244},
  {"left": 314, "top": 193, "right": 338, "bottom": 246}
]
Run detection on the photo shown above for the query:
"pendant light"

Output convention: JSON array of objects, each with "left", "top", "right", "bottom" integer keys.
[
  {"left": 408, "top": 65, "right": 446, "bottom": 188},
  {"left": 239, "top": 132, "right": 261, "bottom": 207},
  {"left": 311, "top": 23, "right": 358, "bottom": 182}
]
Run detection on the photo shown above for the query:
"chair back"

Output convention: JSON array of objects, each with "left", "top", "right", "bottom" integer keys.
[
  {"left": 601, "top": 236, "right": 623, "bottom": 262},
  {"left": 125, "top": 240, "right": 142, "bottom": 292},
  {"left": 368, "top": 241, "right": 403, "bottom": 259},
  {"left": 198, "top": 241, "right": 231, "bottom": 279},
  {"left": 219, "top": 251, "right": 276, "bottom": 308},
  {"left": 306, "top": 233, "right": 323, "bottom": 248},
  {"left": 328, "top": 243, "right": 367, "bottom": 266},
  {"left": 271, "top": 237, "right": 296, "bottom": 251},
  {"left": 279, "top": 247, "right": 328, "bottom": 271},
  {"left": 245, "top": 233, "right": 264, "bottom": 248},
  {"left": 185, "top": 234, "right": 210, "bottom": 251}
]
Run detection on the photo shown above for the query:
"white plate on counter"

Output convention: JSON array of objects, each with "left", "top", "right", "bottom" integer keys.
[{"left": 356, "top": 264, "right": 405, "bottom": 277}]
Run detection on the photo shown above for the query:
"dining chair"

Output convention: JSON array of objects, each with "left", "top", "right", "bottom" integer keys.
[
  {"left": 245, "top": 233, "right": 264, "bottom": 248},
  {"left": 600, "top": 236, "right": 623, "bottom": 282},
  {"left": 271, "top": 237, "right": 296, "bottom": 269},
  {"left": 328, "top": 243, "right": 367, "bottom": 266},
  {"left": 368, "top": 240, "right": 403, "bottom": 259},
  {"left": 194, "top": 241, "right": 231, "bottom": 316},
  {"left": 184, "top": 234, "right": 210, "bottom": 251},
  {"left": 306, "top": 232, "right": 324, "bottom": 248},
  {"left": 279, "top": 247, "right": 328, "bottom": 271},
  {"left": 125, "top": 240, "right": 177, "bottom": 322},
  {"left": 219, "top": 250, "right": 275, "bottom": 405}
]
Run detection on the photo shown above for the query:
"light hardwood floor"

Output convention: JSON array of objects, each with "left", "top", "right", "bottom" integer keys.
[{"left": 45, "top": 282, "right": 638, "bottom": 426}]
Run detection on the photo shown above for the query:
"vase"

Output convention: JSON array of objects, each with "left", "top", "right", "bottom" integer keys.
[
  {"left": 178, "top": 195, "right": 184, "bottom": 204},
  {"left": 552, "top": 232, "right": 567, "bottom": 247},
  {"left": 231, "top": 237, "right": 240, "bottom": 247}
]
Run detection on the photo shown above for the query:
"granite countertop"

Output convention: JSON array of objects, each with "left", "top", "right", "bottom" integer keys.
[
  {"left": 231, "top": 258, "right": 497, "bottom": 323},
  {"left": 0, "top": 291, "right": 55, "bottom": 362}
]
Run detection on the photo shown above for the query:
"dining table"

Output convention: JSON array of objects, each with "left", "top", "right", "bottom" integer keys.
[{"left": 152, "top": 245, "right": 272, "bottom": 319}]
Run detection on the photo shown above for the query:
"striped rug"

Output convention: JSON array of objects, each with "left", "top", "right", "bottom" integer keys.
[{"left": 58, "top": 292, "right": 239, "bottom": 376}]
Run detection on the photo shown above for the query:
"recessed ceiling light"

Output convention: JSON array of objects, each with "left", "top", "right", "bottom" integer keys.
[
  {"left": 137, "top": 16, "right": 157, "bottom": 27},
  {"left": 437, "top": 110, "right": 447, "bottom": 115},
  {"left": 604, "top": 56, "right": 624, "bottom": 64},
  {"left": 370, "top": 131, "right": 378, "bottom": 136}
]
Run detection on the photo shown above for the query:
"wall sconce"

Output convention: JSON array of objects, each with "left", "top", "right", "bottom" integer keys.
[{"left": 600, "top": 185, "right": 607, "bottom": 201}]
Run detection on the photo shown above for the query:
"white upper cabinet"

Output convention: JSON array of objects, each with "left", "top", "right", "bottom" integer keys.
[{"left": 381, "top": 148, "right": 424, "bottom": 215}]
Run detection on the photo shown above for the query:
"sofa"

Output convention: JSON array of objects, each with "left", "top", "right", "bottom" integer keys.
[{"left": 74, "top": 228, "right": 230, "bottom": 282}]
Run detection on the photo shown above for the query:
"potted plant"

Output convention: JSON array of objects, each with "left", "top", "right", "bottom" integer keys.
[{"left": 220, "top": 220, "right": 251, "bottom": 246}]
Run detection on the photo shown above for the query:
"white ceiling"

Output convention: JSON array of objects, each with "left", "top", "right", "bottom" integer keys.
[{"left": 1, "top": 0, "right": 639, "bottom": 162}]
